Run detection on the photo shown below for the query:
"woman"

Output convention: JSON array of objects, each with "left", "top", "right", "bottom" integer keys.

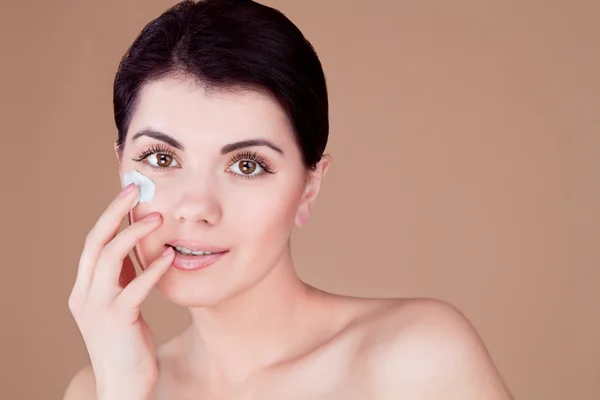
[{"left": 65, "top": 0, "right": 513, "bottom": 398}]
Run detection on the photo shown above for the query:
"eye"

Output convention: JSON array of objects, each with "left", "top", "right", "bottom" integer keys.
[
  {"left": 226, "top": 150, "right": 275, "bottom": 180},
  {"left": 228, "top": 159, "right": 263, "bottom": 176},
  {"left": 131, "top": 143, "right": 181, "bottom": 170},
  {"left": 146, "top": 153, "right": 180, "bottom": 168}
]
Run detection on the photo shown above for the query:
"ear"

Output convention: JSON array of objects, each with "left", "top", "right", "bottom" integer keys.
[
  {"left": 114, "top": 141, "right": 122, "bottom": 165},
  {"left": 294, "top": 154, "right": 332, "bottom": 228}
]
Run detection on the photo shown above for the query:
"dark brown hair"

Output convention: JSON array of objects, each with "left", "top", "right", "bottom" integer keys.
[{"left": 113, "top": 0, "right": 329, "bottom": 170}]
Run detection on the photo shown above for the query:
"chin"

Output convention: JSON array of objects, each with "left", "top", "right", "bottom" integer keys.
[
  {"left": 132, "top": 241, "right": 286, "bottom": 308},
  {"left": 154, "top": 270, "right": 243, "bottom": 308}
]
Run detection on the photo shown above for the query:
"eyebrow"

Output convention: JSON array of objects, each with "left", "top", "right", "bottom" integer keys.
[
  {"left": 132, "top": 129, "right": 184, "bottom": 150},
  {"left": 131, "top": 129, "right": 284, "bottom": 155},
  {"left": 220, "top": 139, "right": 284, "bottom": 155}
]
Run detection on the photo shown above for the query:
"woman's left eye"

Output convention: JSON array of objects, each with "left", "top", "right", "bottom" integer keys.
[
  {"left": 146, "top": 153, "right": 180, "bottom": 168},
  {"left": 228, "top": 160, "right": 264, "bottom": 177}
]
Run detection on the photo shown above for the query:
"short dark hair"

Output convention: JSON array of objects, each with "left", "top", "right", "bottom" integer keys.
[{"left": 113, "top": 0, "right": 329, "bottom": 170}]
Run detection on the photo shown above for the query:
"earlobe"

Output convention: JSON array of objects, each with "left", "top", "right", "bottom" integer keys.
[
  {"left": 294, "top": 154, "right": 332, "bottom": 228},
  {"left": 294, "top": 203, "right": 310, "bottom": 228},
  {"left": 114, "top": 141, "right": 121, "bottom": 165},
  {"left": 321, "top": 153, "right": 332, "bottom": 177}
]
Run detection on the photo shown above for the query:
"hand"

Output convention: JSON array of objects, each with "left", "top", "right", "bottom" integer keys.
[{"left": 68, "top": 183, "right": 175, "bottom": 400}]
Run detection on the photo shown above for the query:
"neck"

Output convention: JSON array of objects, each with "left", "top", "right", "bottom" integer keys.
[{"left": 183, "top": 248, "right": 331, "bottom": 389}]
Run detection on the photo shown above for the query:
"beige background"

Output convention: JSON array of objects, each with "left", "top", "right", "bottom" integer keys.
[{"left": 1, "top": 0, "right": 598, "bottom": 399}]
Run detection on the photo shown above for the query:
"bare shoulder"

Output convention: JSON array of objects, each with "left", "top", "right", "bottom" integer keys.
[
  {"left": 63, "top": 364, "right": 97, "bottom": 400},
  {"left": 350, "top": 297, "right": 514, "bottom": 400}
]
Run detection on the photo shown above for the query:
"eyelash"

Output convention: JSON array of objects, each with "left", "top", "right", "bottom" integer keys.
[
  {"left": 228, "top": 149, "right": 275, "bottom": 180},
  {"left": 131, "top": 144, "right": 276, "bottom": 179},
  {"left": 131, "top": 144, "right": 175, "bottom": 168}
]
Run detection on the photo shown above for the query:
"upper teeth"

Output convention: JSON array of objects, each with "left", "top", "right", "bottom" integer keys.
[{"left": 174, "top": 246, "right": 215, "bottom": 256}]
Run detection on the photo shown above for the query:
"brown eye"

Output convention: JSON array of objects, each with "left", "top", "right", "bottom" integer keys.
[
  {"left": 239, "top": 160, "right": 256, "bottom": 174},
  {"left": 157, "top": 154, "right": 173, "bottom": 167},
  {"left": 226, "top": 152, "right": 269, "bottom": 178},
  {"left": 146, "top": 153, "right": 180, "bottom": 168}
]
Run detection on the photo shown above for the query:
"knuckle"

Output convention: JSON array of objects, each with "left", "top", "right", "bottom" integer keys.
[
  {"left": 83, "top": 230, "right": 97, "bottom": 246},
  {"left": 83, "top": 234, "right": 92, "bottom": 248},
  {"left": 99, "top": 242, "right": 118, "bottom": 263},
  {"left": 68, "top": 292, "right": 83, "bottom": 314},
  {"left": 67, "top": 296, "right": 77, "bottom": 313}
]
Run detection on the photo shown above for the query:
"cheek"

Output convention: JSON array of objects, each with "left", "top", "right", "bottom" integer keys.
[
  {"left": 124, "top": 178, "right": 173, "bottom": 267},
  {"left": 227, "top": 181, "right": 303, "bottom": 241},
  {"left": 126, "top": 174, "right": 175, "bottom": 222}
]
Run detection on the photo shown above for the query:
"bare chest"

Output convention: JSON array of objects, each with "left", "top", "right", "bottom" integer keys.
[
  {"left": 153, "top": 368, "right": 371, "bottom": 400},
  {"left": 152, "top": 340, "right": 372, "bottom": 400}
]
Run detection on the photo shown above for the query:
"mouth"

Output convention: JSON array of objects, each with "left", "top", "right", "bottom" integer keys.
[
  {"left": 165, "top": 240, "right": 229, "bottom": 271},
  {"left": 167, "top": 244, "right": 228, "bottom": 257}
]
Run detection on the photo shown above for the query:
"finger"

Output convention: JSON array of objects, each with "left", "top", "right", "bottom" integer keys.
[
  {"left": 92, "top": 214, "right": 162, "bottom": 294},
  {"left": 118, "top": 255, "right": 138, "bottom": 289},
  {"left": 73, "top": 183, "right": 139, "bottom": 293},
  {"left": 116, "top": 247, "right": 175, "bottom": 308}
]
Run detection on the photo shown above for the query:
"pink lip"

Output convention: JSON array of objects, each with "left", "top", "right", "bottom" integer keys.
[
  {"left": 170, "top": 249, "right": 228, "bottom": 271},
  {"left": 167, "top": 239, "right": 229, "bottom": 253}
]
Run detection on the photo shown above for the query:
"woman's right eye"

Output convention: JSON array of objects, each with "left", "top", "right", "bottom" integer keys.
[{"left": 145, "top": 153, "right": 181, "bottom": 169}]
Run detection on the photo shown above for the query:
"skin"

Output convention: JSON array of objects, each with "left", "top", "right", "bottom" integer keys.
[{"left": 65, "top": 76, "right": 514, "bottom": 399}]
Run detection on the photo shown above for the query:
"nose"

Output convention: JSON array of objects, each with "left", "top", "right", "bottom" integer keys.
[{"left": 171, "top": 178, "right": 222, "bottom": 227}]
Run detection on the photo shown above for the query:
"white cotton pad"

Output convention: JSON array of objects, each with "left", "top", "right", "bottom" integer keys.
[{"left": 123, "top": 170, "right": 155, "bottom": 208}]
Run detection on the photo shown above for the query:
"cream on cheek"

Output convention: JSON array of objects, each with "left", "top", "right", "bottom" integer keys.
[
  {"left": 121, "top": 169, "right": 162, "bottom": 269},
  {"left": 123, "top": 169, "right": 156, "bottom": 208}
]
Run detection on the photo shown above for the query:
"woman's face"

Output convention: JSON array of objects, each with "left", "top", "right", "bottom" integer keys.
[{"left": 116, "top": 76, "right": 328, "bottom": 306}]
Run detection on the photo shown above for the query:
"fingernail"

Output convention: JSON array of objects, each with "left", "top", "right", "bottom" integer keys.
[
  {"left": 118, "top": 183, "right": 136, "bottom": 198},
  {"left": 143, "top": 213, "right": 161, "bottom": 222},
  {"left": 162, "top": 246, "right": 174, "bottom": 257}
]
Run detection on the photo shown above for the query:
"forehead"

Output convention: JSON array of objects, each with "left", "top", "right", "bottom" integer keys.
[{"left": 127, "top": 76, "right": 294, "bottom": 145}]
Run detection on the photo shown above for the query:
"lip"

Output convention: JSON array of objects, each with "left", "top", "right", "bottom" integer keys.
[
  {"left": 170, "top": 250, "right": 228, "bottom": 271},
  {"left": 167, "top": 239, "right": 229, "bottom": 253}
]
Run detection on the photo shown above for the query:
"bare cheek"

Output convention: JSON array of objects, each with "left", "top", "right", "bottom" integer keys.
[{"left": 256, "top": 194, "right": 297, "bottom": 234}]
